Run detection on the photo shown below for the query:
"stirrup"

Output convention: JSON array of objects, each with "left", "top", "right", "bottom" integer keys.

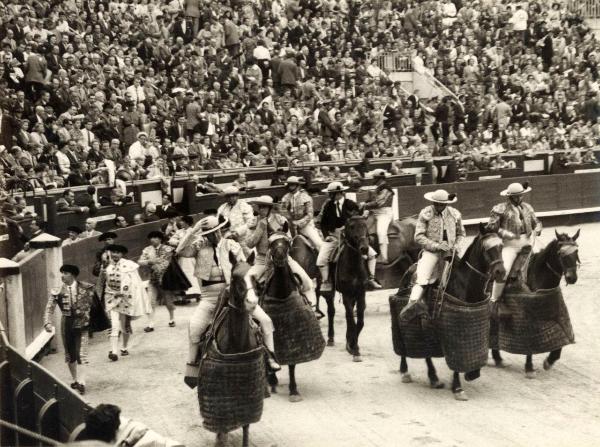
[{"left": 184, "top": 363, "right": 200, "bottom": 389}]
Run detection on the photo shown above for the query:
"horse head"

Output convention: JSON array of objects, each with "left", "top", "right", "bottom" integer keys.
[
  {"left": 477, "top": 222, "right": 506, "bottom": 282},
  {"left": 269, "top": 232, "right": 291, "bottom": 268},
  {"left": 554, "top": 229, "right": 580, "bottom": 284},
  {"left": 344, "top": 215, "right": 370, "bottom": 257},
  {"left": 229, "top": 251, "right": 255, "bottom": 312}
]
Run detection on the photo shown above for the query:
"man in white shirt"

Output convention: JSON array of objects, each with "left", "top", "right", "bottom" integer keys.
[
  {"left": 125, "top": 77, "right": 146, "bottom": 104},
  {"left": 128, "top": 132, "right": 149, "bottom": 161},
  {"left": 509, "top": 4, "right": 528, "bottom": 33}
]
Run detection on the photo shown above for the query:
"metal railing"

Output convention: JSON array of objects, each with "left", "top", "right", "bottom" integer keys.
[
  {"left": 376, "top": 52, "right": 413, "bottom": 72},
  {"left": 568, "top": 0, "right": 600, "bottom": 18},
  {"left": 0, "top": 322, "right": 91, "bottom": 446}
]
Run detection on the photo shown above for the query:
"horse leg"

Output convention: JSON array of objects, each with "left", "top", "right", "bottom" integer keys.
[
  {"left": 354, "top": 292, "right": 366, "bottom": 360},
  {"left": 314, "top": 279, "right": 325, "bottom": 319},
  {"left": 242, "top": 425, "right": 249, "bottom": 447},
  {"left": 452, "top": 372, "right": 468, "bottom": 401},
  {"left": 525, "top": 354, "right": 536, "bottom": 379},
  {"left": 399, "top": 355, "right": 413, "bottom": 383},
  {"left": 267, "top": 371, "right": 278, "bottom": 393},
  {"left": 342, "top": 296, "right": 360, "bottom": 361},
  {"left": 544, "top": 348, "right": 562, "bottom": 370},
  {"left": 491, "top": 349, "right": 505, "bottom": 367},
  {"left": 426, "top": 357, "right": 444, "bottom": 389},
  {"left": 215, "top": 432, "right": 228, "bottom": 447},
  {"left": 325, "top": 292, "right": 335, "bottom": 346},
  {"left": 288, "top": 365, "right": 303, "bottom": 402}
]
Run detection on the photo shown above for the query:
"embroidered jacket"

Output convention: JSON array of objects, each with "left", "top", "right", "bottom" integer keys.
[
  {"left": 44, "top": 281, "right": 94, "bottom": 328},
  {"left": 104, "top": 258, "right": 144, "bottom": 316},
  {"left": 246, "top": 214, "right": 288, "bottom": 256},
  {"left": 191, "top": 235, "right": 220, "bottom": 281},
  {"left": 138, "top": 244, "right": 174, "bottom": 284},
  {"left": 486, "top": 201, "right": 542, "bottom": 239},
  {"left": 364, "top": 184, "right": 394, "bottom": 209},
  {"left": 414, "top": 205, "right": 466, "bottom": 252},
  {"left": 217, "top": 200, "right": 255, "bottom": 239},
  {"left": 281, "top": 189, "right": 314, "bottom": 228},
  {"left": 169, "top": 228, "right": 196, "bottom": 257}
]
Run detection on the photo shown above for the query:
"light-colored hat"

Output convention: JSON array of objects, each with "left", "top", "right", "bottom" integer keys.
[
  {"left": 424, "top": 189, "right": 457, "bottom": 204},
  {"left": 137, "top": 131, "right": 148, "bottom": 138},
  {"left": 194, "top": 215, "right": 229, "bottom": 236},
  {"left": 371, "top": 169, "right": 389, "bottom": 179},
  {"left": 322, "top": 181, "right": 349, "bottom": 193},
  {"left": 222, "top": 185, "right": 240, "bottom": 196},
  {"left": 172, "top": 87, "right": 185, "bottom": 94},
  {"left": 500, "top": 182, "right": 532, "bottom": 197},
  {"left": 248, "top": 195, "right": 275, "bottom": 207},
  {"left": 284, "top": 175, "right": 305, "bottom": 185}
]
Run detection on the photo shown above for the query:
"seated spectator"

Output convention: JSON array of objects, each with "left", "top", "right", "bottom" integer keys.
[
  {"left": 114, "top": 216, "right": 128, "bottom": 229},
  {"left": 132, "top": 214, "right": 145, "bottom": 225},
  {"left": 63, "top": 226, "right": 82, "bottom": 246},
  {"left": 582, "top": 149, "right": 599, "bottom": 164},
  {"left": 56, "top": 189, "right": 89, "bottom": 214},
  {"left": 490, "top": 155, "right": 510, "bottom": 171},
  {"left": 143, "top": 203, "right": 161, "bottom": 222}
]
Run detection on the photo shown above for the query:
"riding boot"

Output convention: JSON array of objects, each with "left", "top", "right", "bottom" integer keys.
[
  {"left": 400, "top": 285, "right": 426, "bottom": 322},
  {"left": 366, "top": 257, "right": 382, "bottom": 289},
  {"left": 303, "top": 288, "right": 317, "bottom": 306},
  {"left": 263, "top": 334, "right": 281, "bottom": 372},
  {"left": 319, "top": 265, "right": 332, "bottom": 292},
  {"left": 378, "top": 243, "right": 389, "bottom": 264}
]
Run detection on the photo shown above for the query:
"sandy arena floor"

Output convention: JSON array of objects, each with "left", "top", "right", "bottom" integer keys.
[{"left": 41, "top": 223, "right": 600, "bottom": 447}]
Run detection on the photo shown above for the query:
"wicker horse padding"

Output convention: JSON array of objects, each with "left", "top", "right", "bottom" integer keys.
[
  {"left": 262, "top": 291, "right": 326, "bottom": 365},
  {"left": 198, "top": 342, "right": 266, "bottom": 434},
  {"left": 498, "top": 287, "right": 574, "bottom": 355},
  {"left": 389, "top": 289, "right": 443, "bottom": 358},
  {"left": 435, "top": 293, "right": 491, "bottom": 373}
]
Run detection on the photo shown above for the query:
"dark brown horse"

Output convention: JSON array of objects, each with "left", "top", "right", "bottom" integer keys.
[
  {"left": 491, "top": 230, "right": 580, "bottom": 376},
  {"left": 334, "top": 216, "right": 372, "bottom": 362},
  {"left": 206, "top": 254, "right": 262, "bottom": 447},
  {"left": 399, "top": 224, "right": 505, "bottom": 400}
]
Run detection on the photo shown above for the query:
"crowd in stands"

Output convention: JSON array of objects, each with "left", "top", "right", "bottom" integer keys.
[{"left": 1, "top": 0, "right": 600, "bottom": 216}]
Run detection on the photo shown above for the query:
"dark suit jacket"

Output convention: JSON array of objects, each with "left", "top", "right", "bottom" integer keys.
[{"left": 320, "top": 198, "right": 360, "bottom": 237}]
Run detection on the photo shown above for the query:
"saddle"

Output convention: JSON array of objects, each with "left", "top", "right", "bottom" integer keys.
[{"left": 506, "top": 245, "right": 533, "bottom": 290}]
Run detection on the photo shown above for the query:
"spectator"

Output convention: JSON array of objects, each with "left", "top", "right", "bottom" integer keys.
[
  {"left": 56, "top": 189, "right": 89, "bottom": 213},
  {"left": 114, "top": 216, "right": 128, "bottom": 229}
]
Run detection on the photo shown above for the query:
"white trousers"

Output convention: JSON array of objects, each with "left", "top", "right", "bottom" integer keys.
[
  {"left": 317, "top": 237, "right": 377, "bottom": 266},
  {"left": 500, "top": 235, "right": 531, "bottom": 281},
  {"left": 415, "top": 250, "right": 443, "bottom": 286},
  {"left": 298, "top": 221, "right": 323, "bottom": 250},
  {"left": 178, "top": 257, "right": 202, "bottom": 295},
  {"left": 110, "top": 310, "right": 128, "bottom": 337},
  {"left": 372, "top": 207, "right": 393, "bottom": 244}
]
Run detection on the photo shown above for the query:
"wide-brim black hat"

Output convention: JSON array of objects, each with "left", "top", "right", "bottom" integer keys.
[
  {"left": 105, "top": 244, "right": 128, "bottom": 254},
  {"left": 98, "top": 232, "right": 117, "bottom": 242},
  {"left": 147, "top": 231, "right": 166, "bottom": 241},
  {"left": 60, "top": 264, "right": 80, "bottom": 276}
]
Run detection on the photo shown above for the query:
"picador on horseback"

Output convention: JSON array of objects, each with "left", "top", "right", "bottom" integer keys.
[
  {"left": 244, "top": 195, "right": 317, "bottom": 310},
  {"left": 316, "top": 181, "right": 382, "bottom": 291},
  {"left": 487, "top": 182, "right": 542, "bottom": 303},
  {"left": 403, "top": 189, "right": 466, "bottom": 317}
]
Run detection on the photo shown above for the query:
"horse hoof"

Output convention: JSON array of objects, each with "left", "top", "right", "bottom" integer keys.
[
  {"left": 494, "top": 360, "right": 506, "bottom": 368},
  {"left": 327, "top": 339, "right": 335, "bottom": 347},
  {"left": 543, "top": 359, "right": 553, "bottom": 371},
  {"left": 270, "top": 386, "right": 277, "bottom": 394},
  {"left": 289, "top": 394, "right": 303, "bottom": 403},
  {"left": 353, "top": 355, "right": 363, "bottom": 363},
  {"left": 215, "top": 433, "right": 228, "bottom": 447},
  {"left": 453, "top": 390, "right": 469, "bottom": 401},
  {"left": 401, "top": 373, "right": 412, "bottom": 383},
  {"left": 430, "top": 379, "right": 445, "bottom": 389},
  {"left": 525, "top": 370, "right": 537, "bottom": 379}
]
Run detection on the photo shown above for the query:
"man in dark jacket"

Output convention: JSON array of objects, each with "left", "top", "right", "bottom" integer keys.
[{"left": 315, "top": 181, "right": 381, "bottom": 291}]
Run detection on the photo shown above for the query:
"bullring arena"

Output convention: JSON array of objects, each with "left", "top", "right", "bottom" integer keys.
[
  {"left": 2, "top": 0, "right": 600, "bottom": 446},
  {"left": 37, "top": 222, "right": 600, "bottom": 447}
]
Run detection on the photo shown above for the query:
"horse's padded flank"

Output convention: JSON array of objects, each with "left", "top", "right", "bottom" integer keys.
[
  {"left": 389, "top": 289, "right": 443, "bottom": 359},
  {"left": 496, "top": 287, "right": 574, "bottom": 354},
  {"left": 436, "top": 293, "right": 491, "bottom": 373},
  {"left": 198, "top": 342, "right": 266, "bottom": 434},
  {"left": 262, "top": 292, "right": 326, "bottom": 365}
]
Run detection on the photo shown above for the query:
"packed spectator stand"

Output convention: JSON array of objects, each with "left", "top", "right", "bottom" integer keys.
[{"left": 1, "top": 0, "right": 600, "bottom": 237}]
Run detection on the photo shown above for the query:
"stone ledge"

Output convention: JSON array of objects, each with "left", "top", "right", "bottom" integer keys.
[
  {"left": 30, "top": 233, "right": 62, "bottom": 249},
  {"left": 0, "top": 258, "right": 20, "bottom": 277}
]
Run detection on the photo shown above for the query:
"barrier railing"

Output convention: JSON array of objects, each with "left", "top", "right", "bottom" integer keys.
[
  {"left": 0, "top": 321, "right": 92, "bottom": 446},
  {"left": 376, "top": 52, "right": 413, "bottom": 72},
  {"left": 568, "top": 0, "right": 600, "bottom": 18}
]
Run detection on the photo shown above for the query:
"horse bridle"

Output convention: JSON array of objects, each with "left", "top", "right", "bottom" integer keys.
[
  {"left": 342, "top": 218, "right": 369, "bottom": 257},
  {"left": 465, "top": 233, "right": 504, "bottom": 279},
  {"left": 546, "top": 241, "right": 580, "bottom": 278}
]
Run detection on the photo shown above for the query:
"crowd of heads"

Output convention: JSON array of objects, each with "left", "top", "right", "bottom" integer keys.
[{"left": 1, "top": 0, "right": 600, "bottom": 215}]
